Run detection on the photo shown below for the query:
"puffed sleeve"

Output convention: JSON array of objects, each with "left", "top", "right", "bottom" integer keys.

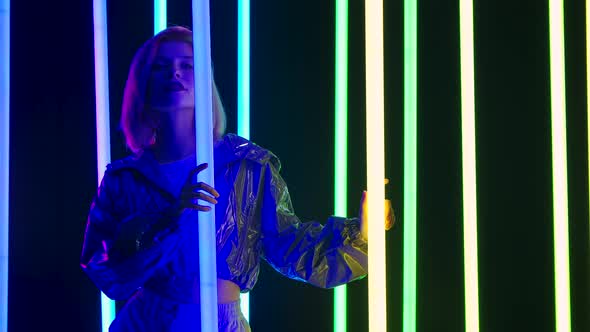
[
  {"left": 260, "top": 162, "right": 368, "bottom": 289},
  {"left": 80, "top": 169, "right": 185, "bottom": 300}
]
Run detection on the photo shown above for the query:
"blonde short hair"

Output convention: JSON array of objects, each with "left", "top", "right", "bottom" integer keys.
[{"left": 120, "top": 26, "right": 226, "bottom": 154}]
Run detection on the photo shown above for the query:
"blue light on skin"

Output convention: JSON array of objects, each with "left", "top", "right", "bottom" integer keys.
[{"left": 0, "top": 1, "right": 9, "bottom": 331}]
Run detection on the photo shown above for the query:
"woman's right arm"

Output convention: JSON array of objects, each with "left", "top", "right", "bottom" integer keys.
[{"left": 80, "top": 170, "right": 185, "bottom": 301}]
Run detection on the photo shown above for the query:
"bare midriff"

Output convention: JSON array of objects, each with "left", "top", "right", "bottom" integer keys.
[{"left": 217, "top": 278, "right": 241, "bottom": 304}]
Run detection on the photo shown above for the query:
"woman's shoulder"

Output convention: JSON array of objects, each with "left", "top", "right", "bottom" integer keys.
[
  {"left": 104, "top": 154, "right": 142, "bottom": 174},
  {"left": 220, "top": 133, "right": 281, "bottom": 170}
]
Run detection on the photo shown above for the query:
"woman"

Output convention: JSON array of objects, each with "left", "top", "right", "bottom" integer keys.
[{"left": 80, "top": 26, "right": 394, "bottom": 332}]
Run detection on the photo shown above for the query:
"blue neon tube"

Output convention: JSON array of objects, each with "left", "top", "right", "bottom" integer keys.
[
  {"left": 92, "top": 0, "right": 115, "bottom": 330},
  {"left": 0, "top": 1, "right": 10, "bottom": 332},
  {"left": 192, "top": 0, "right": 219, "bottom": 330}
]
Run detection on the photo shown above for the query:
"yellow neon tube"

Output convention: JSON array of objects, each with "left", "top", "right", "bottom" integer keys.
[{"left": 548, "top": 0, "right": 572, "bottom": 331}]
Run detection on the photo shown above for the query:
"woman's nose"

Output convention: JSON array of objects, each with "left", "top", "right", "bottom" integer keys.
[{"left": 169, "top": 67, "right": 181, "bottom": 78}]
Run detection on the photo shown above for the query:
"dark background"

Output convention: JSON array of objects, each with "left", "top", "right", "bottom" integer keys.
[{"left": 6, "top": 0, "right": 590, "bottom": 331}]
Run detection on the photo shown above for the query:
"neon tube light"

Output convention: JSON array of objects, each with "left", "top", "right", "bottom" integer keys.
[
  {"left": 237, "top": 0, "right": 250, "bottom": 320},
  {"left": 365, "top": 0, "right": 387, "bottom": 330},
  {"left": 586, "top": 0, "right": 590, "bottom": 256},
  {"left": 192, "top": 0, "right": 218, "bottom": 330},
  {"left": 154, "top": 0, "right": 166, "bottom": 35},
  {"left": 459, "top": 0, "right": 480, "bottom": 330},
  {"left": 403, "top": 0, "right": 417, "bottom": 331},
  {"left": 0, "top": 1, "right": 9, "bottom": 331},
  {"left": 548, "top": 0, "right": 572, "bottom": 331},
  {"left": 92, "top": 0, "right": 115, "bottom": 330},
  {"left": 237, "top": 0, "right": 250, "bottom": 140},
  {"left": 333, "top": 0, "right": 348, "bottom": 330}
]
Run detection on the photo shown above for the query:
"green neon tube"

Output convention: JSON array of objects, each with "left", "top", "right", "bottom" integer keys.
[
  {"left": 548, "top": 0, "right": 572, "bottom": 331},
  {"left": 459, "top": 0, "right": 480, "bottom": 331},
  {"left": 238, "top": 0, "right": 251, "bottom": 320},
  {"left": 403, "top": 0, "right": 417, "bottom": 331},
  {"left": 333, "top": 0, "right": 348, "bottom": 330}
]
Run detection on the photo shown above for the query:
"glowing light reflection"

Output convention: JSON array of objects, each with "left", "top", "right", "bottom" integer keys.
[
  {"left": 459, "top": 0, "right": 480, "bottom": 330},
  {"left": 92, "top": 0, "right": 115, "bottom": 330},
  {"left": 365, "top": 0, "right": 387, "bottom": 329},
  {"left": 548, "top": 0, "right": 572, "bottom": 331}
]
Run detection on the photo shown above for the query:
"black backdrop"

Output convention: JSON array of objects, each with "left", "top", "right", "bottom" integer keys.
[{"left": 7, "top": 0, "right": 590, "bottom": 331}]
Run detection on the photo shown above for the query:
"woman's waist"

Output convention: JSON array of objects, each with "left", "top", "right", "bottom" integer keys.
[{"left": 144, "top": 276, "right": 240, "bottom": 304}]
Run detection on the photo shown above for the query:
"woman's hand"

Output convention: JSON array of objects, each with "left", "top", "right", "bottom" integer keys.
[
  {"left": 178, "top": 163, "right": 220, "bottom": 212},
  {"left": 359, "top": 179, "right": 395, "bottom": 241}
]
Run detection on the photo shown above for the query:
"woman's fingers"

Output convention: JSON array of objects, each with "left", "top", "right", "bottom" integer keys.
[
  {"left": 192, "top": 182, "right": 220, "bottom": 198},
  {"left": 186, "top": 203, "right": 212, "bottom": 212},
  {"left": 181, "top": 190, "right": 218, "bottom": 204},
  {"left": 187, "top": 163, "right": 208, "bottom": 179},
  {"left": 385, "top": 199, "right": 395, "bottom": 230}
]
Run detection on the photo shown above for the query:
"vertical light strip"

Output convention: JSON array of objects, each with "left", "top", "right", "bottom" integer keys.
[
  {"left": 459, "top": 0, "right": 480, "bottom": 331},
  {"left": 0, "top": 1, "right": 9, "bottom": 332},
  {"left": 586, "top": 0, "right": 590, "bottom": 251},
  {"left": 333, "top": 0, "right": 348, "bottom": 330},
  {"left": 192, "top": 1, "right": 218, "bottom": 331},
  {"left": 549, "top": 0, "right": 572, "bottom": 331},
  {"left": 154, "top": 0, "right": 166, "bottom": 35},
  {"left": 402, "top": 0, "right": 417, "bottom": 331},
  {"left": 92, "top": 0, "right": 115, "bottom": 330},
  {"left": 237, "top": 0, "right": 250, "bottom": 139},
  {"left": 237, "top": 0, "right": 251, "bottom": 320},
  {"left": 365, "top": 0, "right": 387, "bottom": 330}
]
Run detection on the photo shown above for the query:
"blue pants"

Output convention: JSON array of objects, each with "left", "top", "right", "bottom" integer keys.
[{"left": 110, "top": 288, "right": 251, "bottom": 332}]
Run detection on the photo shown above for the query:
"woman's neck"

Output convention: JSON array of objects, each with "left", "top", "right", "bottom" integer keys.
[{"left": 152, "top": 108, "right": 196, "bottom": 163}]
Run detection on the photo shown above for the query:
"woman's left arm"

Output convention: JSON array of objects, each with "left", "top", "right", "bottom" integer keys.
[{"left": 259, "top": 162, "right": 369, "bottom": 289}]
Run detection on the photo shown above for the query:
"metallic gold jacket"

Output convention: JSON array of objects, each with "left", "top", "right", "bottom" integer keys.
[{"left": 80, "top": 134, "right": 368, "bottom": 301}]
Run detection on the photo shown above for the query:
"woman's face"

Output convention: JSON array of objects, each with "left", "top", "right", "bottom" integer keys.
[{"left": 148, "top": 41, "right": 195, "bottom": 110}]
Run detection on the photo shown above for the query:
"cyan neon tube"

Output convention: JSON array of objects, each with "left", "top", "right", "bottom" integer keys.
[
  {"left": 365, "top": 0, "right": 387, "bottom": 330},
  {"left": 459, "top": 0, "right": 480, "bottom": 331},
  {"left": 0, "top": 1, "right": 9, "bottom": 332},
  {"left": 192, "top": 0, "right": 218, "bottom": 330},
  {"left": 333, "top": 0, "right": 348, "bottom": 330},
  {"left": 92, "top": 0, "right": 115, "bottom": 330},
  {"left": 237, "top": 0, "right": 250, "bottom": 140},
  {"left": 154, "top": 0, "right": 166, "bottom": 35},
  {"left": 403, "top": 0, "right": 417, "bottom": 331},
  {"left": 237, "top": 0, "right": 250, "bottom": 320},
  {"left": 548, "top": 1, "right": 572, "bottom": 331}
]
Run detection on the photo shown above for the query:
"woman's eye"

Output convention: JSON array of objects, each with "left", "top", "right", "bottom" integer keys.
[
  {"left": 182, "top": 63, "right": 194, "bottom": 69},
  {"left": 152, "top": 63, "right": 169, "bottom": 70}
]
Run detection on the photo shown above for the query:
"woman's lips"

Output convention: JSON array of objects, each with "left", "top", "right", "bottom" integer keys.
[{"left": 165, "top": 82, "right": 185, "bottom": 92}]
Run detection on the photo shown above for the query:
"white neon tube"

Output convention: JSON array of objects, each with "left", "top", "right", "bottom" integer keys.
[
  {"left": 0, "top": 1, "right": 9, "bottom": 332},
  {"left": 92, "top": 0, "right": 115, "bottom": 330},
  {"left": 365, "top": 0, "right": 387, "bottom": 330},
  {"left": 192, "top": 0, "right": 218, "bottom": 331},
  {"left": 459, "top": 0, "right": 480, "bottom": 331},
  {"left": 548, "top": 0, "right": 572, "bottom": 331}
]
